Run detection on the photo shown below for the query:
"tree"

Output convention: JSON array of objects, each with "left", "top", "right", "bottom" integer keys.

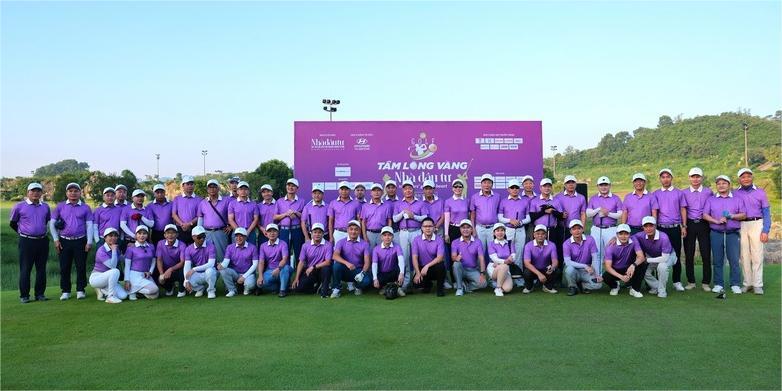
[
  {"left": 245, "top": 159, "right": 294, "bottom": 199},
  {"left": 53, "top": 172, "right": 91, "bottom": 201},
  {"left": 85, "top": 170, "right": 140, "bottom": 204},
  {"left": 657, "top": 115, "right": 673, "bottom": 128},
  {"left": 34, "top": 159, "right": 90, "bottom": 177}
]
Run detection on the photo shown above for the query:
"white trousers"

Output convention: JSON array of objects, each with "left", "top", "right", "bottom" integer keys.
[
  {"left": 89, "top": 269, "right": 128, "bottom": 299},
  {"left": 590, "top": 226, "right": 617, "bottom": 275},
  {"left": 399, "top": 229, "right": 421, "bottom": 289},
  {"left": 739, "top": 219, "right": 765, "bottom": 288},
  {"left": 644, "top": 253, "right": 677, "bottom": 294},
  {"left": 190, "top": 267, "right": 217, "bottom": 293}
]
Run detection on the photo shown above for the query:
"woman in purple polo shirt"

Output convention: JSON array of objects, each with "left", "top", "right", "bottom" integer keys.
[
  {"left": 89, "top": 228, "right": 128, "bottom": 304},
  {"left": 487, "top": 223, "right": 514, "bottom": 296},
  {"left": 123, "top": 225, "right": 159, "bottom": 300},
  {"left": 702, "top": 175, "right": 747, "bottom": 295}
]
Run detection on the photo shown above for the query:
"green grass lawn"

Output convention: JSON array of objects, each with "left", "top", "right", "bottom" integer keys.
[{"left": 2, "top": 266, "right": 780, "bottom": 390}]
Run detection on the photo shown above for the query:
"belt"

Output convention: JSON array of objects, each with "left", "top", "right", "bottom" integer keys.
[
  {"left": 400, "top": 227, "right": 420, "bottom": 232},
  {"left": 717, "top": 229, "right": 740, "bottom": 234},
  {"left": 61, "top": 235, "right": 86, "bottom": 240},
  {"left": 595, "top": 225, "right": 616, "bottom": 229},
  {"left": 745, "top": 217, "right": 762, "bottom": 221},
  {"left": 20, "top": 234, "right": 46, "bottom": 240},
  {"left": 205, "top": 227, "right": 225, "bottom": 231},
  {"left": 280, "top": 225, "right": 301, "bottom": 229},
  {"left": 658, "top": 224, "right": 680, "bottom": 229},
  {"left": 367, "top": 229, "right": 382, "bottom": 233},
  {"left": 335, "top": 228, "right": 347, "bottom": 232},
  {"left": 479, "top": 224, "right": 494, "bottom": 229},
  {"left": 629, "top": 225, "right": 643, "bottom": 230},
  {"left": 687, "top": 219, "right": 704, "bottom": 224}
]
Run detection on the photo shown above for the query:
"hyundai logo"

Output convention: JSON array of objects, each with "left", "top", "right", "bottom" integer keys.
[{"left": 356, "top": 138, "right": 368, "bottom": 145}]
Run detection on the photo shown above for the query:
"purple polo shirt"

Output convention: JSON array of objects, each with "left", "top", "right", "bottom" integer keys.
[
  {"left": 423, "top": 197, "right": 444, "bottom": 225},
  {"left": 623, "top": 191, "right": 658, "bottom": 227},
  {"left": 228, "top": 198, "right": 258, "bottom": 229},
  {"left": 605, "top": 239, "right": 638, "bottom": 270},
  {"left": 92, "top": 203, "right": 121, "bottom": 238},
  {"left": 499, "top": 196, "right": 529, "bottom": 229},
  {"left": 10, "top": 199, "right": 50, "bottom": 237},
  {"left": 156, "top": 239, "right": 184, "bottom": 268},
  {"left": 735, "top": 185, "right": 770, "bottom": 219},
  {"left": 147, "top": 200, "right": 173, "bottom": 231},
  {"left": 302, "top": 200, "right": 329, "bottom": 230},
  {"left": 683, "top": 186, "right": 713, "bottom": 220},
  {"left": 334, "top": 237, "right": 370, "bottom": 268},
  {"left": 224, "top": 242, "right": 258, "bottom": 274},
  {"left": 632, "top": 230, "right": 672, "bottom": 257},
  {"left": 523, "top": 240, "right": 558, "bottom": 270},
  {"left": 184, "top": 242, "right": 216, "bottom": 267},
  {"left": 393, "top": 198, "right": 428, "bottom": 230},
  {"left": 653, "top": 188, "right": 687, "bottom": 225},
  {"left": 372, "top": 243, "right": 402, "bottom": 273},
  {"left": 360, "top": 200, "right": 391, "bottom": 231},
  {"left": 384, "top": 196, "right": 400, "bottom": 230},
  {"left": 562, "top": 235, "right": 598, "bottom": 265},
  {"left": 299, "top": 240, "right": 333, "bottom": 268},
  {"left": 489, "top": 240, "right": 514, "bottom": 260},
  {"left": 172, "top": 194, "right": 202, "bottom": 223},
  {"left": 528, "top": 195, "right": 563, "bottom": 228},
  {"left": 469, "top": 192, "right": 501, "bottom": 226},
  {"left": 121, "top": 204, "right": 154, "bottom": 234},
  {"left": 328, "top": 198, "right": 362, "bottom": 230},
  {"left": 412, "top": 234, "right": 445, "bottom": 266},
  {"left": 704, "top": 193, "right": 746, "bottom": 232},
  {"left": 93, "top": 244, "right": 115, "bottom": 273},
  {"left": 587, "top": 193, "right": 623, "bottom": 227},
  {"left": 125, "top": 243, "right": 155, "bottom": 273},
  {"left": 259, "top": 239, "right": 288, "bottom": 269},
  {"left": 257, "top": 199, "right": 277, "bottom": 228},
  {"left": 198, "top": 197, "right": 230, "bottom": 229},
  {"left": 276, "top": 195, "right": 305, "bottom": 227},
  {"left": 555, "top": 191, "right": 586, "bottom": 228},
  {"left": 444, "top": 196, "right": 469, "bottom": 225},
  {"left": 52, "top": 200, "right": 92, "bottom": 238},
  {"left": 451, "top": 237, "right": 483, "bottom": 269}
]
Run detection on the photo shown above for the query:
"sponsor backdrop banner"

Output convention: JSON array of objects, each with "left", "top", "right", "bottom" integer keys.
[{"left": 294, "top": 121, "right": 543, "bottom": 199}]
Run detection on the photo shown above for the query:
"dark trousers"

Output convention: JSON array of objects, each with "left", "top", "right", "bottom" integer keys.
[
  {"left": 524, "top": 224, "right": 534, "bottom": 244},
  {"left": 658, "top": 226, "right": 682, "bottom": 283},
  {"left": 603, "top": 262, "right": 648, "bottom": 291},
  {"left": 683, "top": 220, "right": 711, "bottom": 284},
  {"left": 629, "top": 226, "right": 644, "bottom": 235},
  {"left": 152, "top": 268, "right": 185, "bottom": 293},
  {"left": 446, "top": 225, "right": 461, "bottom": 281},
  {"left": 151, "top": 230, "right": 165, "bottom": 246},
  {"left": 18, "top": 237, "right": 49, "bottom": 299},
  {"left": 547, "top": 225, "right": 565, "bottom": 286},
  {"left": 295, "top": 266, "right": 332, "bottom": 296},
  {"left": 279, "top": 227, "right": 304, "bottom": 266},
  {"left": 414, "top": 262, "right": 445, "bottom": 293},
  {"left": 59, "top": 237, "right": 87, "bottom": 293},
  {"left": 178, "top": 226, "right": 194, "bottom": 245},
  {"left": 522, "top": 268, "right": 560, "bottom": 290},
  {"left": 377, "top": 267, "right": 401, "bottom": 287}
]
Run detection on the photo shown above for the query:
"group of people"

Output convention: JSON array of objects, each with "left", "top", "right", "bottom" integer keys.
[{"left": 10, "top": 166, "right": 771, "bottom": 304}]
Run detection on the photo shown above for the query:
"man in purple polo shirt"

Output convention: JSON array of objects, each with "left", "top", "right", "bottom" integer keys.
[
  {"left": 257, "top": 184, "right": 276, "bottom": 245},
  {"left": 703, "top": 175, "right": 746, "bottom": 295},
  {"left": 275, "top": 178, "right": 305, "bottom": 266},
  {"left": 393, "top": 179, "right": 429, "bottom": 291},
  {"left": 602, "top": 224, "right": 647, "bottom": 298},
  {"left": 292, "top": 223, "right": 332, "bottom": 298},
  {"left": 92, "top": 187, "right": 121, "bottom": 246},
  {"left": 411, "top": 217, "right": 446, "bottom": 296},
  {"left": 528, "top": 178, "right": 564, "bottom": 285},
  {"left": 372, "top": 226, "right": 405, "bottom": 296},
  {"left": 498, "top": 178, "right": 531, "bottom": 287},
  {"left": 384, "top": 179, "right": 400, "bottom": 241},
  {"left": 556, "top": 175, "right": 587, "bottom": 238},
  {"left": 422, "top": 179, "right": 449, "bottom": 286},
  {"left": 563, "top": 219, "right": 602, "bottom": 296},
  {"left": 522, "top": 225, "right": 559, "bottom": 294},
  {"left": 227, "top": 176, "right": 241, "bottom": 200},
  {"left": 360, "top": 183, "right": 391, "bottom": 249},
  {"left": 450, "top": 219, "right": 487, "bottom": 296},
  {"left": 183, "top": 226, "right": 217, "bottom": 299},
  {"left": 622, "top": 173, "right": 658, "bottom": 235},
  {"left": 652, "top": 168, "right": 688, "bottom": 292},
  {"left": 218, "top": 227, "right": 259, "bottom": 297},
  {"left": 735, "top": 168, "right": 770, "bottom": 294},
  {"left": 148, "top": 184, "right": 173, "bottom": 246},
  {"left": 172, "top": 176, "right": 202, "bottom": 245},
  {"left": 50, "top": 182, "right": 94, "bottom": 301},
  {"left": 120, "top": 189, "right": 155, "bottom": 247},
  {"left": 301, "top": 183, "right": 328, "bottom": 243},
  {"left": 10, "top": 182, "right": 51, "bottom": 303},
  {"left": 257, "top": 223, "right": 292, "bottom": 297},
  {"left": 586, "top": 176, "right": 623, "bottom": 275},
  {"left": 634, "top": 216, "right": 677, "bottom": 298},
  {"left": 154, "top": 224, "right": 186, "bottom": 298},
  {"left": 682, "top": 167, "right": 714, "bottom": 291},
  {"left": 330, "top": 220, "right": 372, "bottom": 298},
  {"left": 470, "top": 173, "right": 501, "bottom": 256},
  {"left": 228, "top": 181, "right": 259, "bottom": 245},
  {"left": 197, "top": 179, "right": 231, "bottom": 263},
  {"left": 328, "top": 181, "right": 361, "bottom": 244},
  {"left": 353, "top": 183, "right": 367, "bottom": 204},
  {"left": 114, "top": 184, "right": 130, "bottom": 210}
]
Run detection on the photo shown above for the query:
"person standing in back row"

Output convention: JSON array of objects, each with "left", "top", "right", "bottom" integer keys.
[
  {"left": 50, "top": 182, "right": 94, "bottom": 301},
  {"left": 10, "top": 182, "right": 51, "bottom": 303},
  {"left": 682, "top": 167, "right": 713, "bottom": 292},
  {"left": 652, "top": 168, "right": 688, "bottom": 293},
  {"left": 172, "top": 176, "right": 202, "bottom": 245}
]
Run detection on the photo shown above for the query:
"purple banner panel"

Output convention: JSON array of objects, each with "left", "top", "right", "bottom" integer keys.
[{"left": 294, "top": 121, "right": 543, "bottom": 199}]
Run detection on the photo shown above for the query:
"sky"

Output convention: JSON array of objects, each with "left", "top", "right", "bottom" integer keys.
[{"left": 2, "top": 1, "right": 780, "bottom": 179}]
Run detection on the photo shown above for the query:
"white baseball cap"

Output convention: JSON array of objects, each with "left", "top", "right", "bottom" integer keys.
[
  {"left": 534, "top": 224, "right": 548, "bottom": 232},
  {"left": 380, "top": 226, "right": 394, "bottom": 235},
  {"left": 354, "top": 183, "right": 366, "bottom": 189},
  {"left": 27, "top": 182, "right": 43, "bottom": 191},
  {"left": 480, "top": 173, "right": 494, "bottom": 182},
  {"left": 115, "top": 184, "right": 128, "bottom": 191},
  {"left": 233, "top": 227, "right": 248, "bottom": 236},
  {"left": 737, "top": 168, "right": 753, "bottom": 177},
  {"left": 521, "top": 175, "right": 534, "bottom": 184},
  {"left": 370, "top": 183, "right": 383, "bottom": 191},
  {"left": 132, "top": 189, "right": 146, "bottom": 197},
  {"left": 459, "top": 219, "right": 473, "bottom": 227},
  {"left": 191, "top": 226, "right": 206, "bottom": 236},
  {"left": 507, "top": 179, "right": 521, "bottom": 188},
  {"left": 260, "top": 184, "right": 273, "bottom": 192},
  {"left": 102, "top": 227, "right": 119, "bottom": 237},
  {"left": 102, "top": 186, "right": 115, "bottom": 194},
  {"left": 642, "top": 216, "right": 657, "bottom": 226},
  {"left": 265, "top": 223, "right": 279, "bottom": 231},
  {"left": 65, "top": 182, "right": 81, "bottom": 190},
  {"left": 286, "top": 178, "right": 299, "bottom": 187},
  {"left": 422, "top": 179, "right": 435, "bottom": 188},
  {"left": 539, "top": 178, "right": 552, "bottom": 186},
  {"left": 452, "top": 178, "right": 465, "bottom": 187},
  {"left": 658, "top": 168, "right": 673, "bottom": 177},
  {"left": 597, "top": 176, "right": 611, "bottom": 185},
  {"left": 229, "top": 176, "right": 241, "bottom": 183},
  {"left": 206, "top": 179, "right": 220, "bottom": 187},
  {"left": 237, "top": 181, "right": 249, "bottom": 188},
  {"left": 568, "top": 219, "right": 584, "bottom": 228},
  {"left": 715, "top": 175, "right": 731, "bottom": 184},
  {"left": 563, "top": 175, "right": 577, "bottom": 183},
  {"left": 401, "top": 179, "right": 414, "bottom": 187},
  {"left": 384, "top": 180, "right": 397, "bottom": 188},
  {"left": 616, "top": 224, "right": 631, "bottom": 233},
  {"left": 153, "top": 184, "right": 166, "bottom": 192},
  {"left": 338, "top": 181, "right": 352, "bottom": 190},
  {"left": 492, "top": 222, "right": 506, "bottom": 232},
  {"left": 311, "top": 223, "right": 325, "bottom": 232},
  {"left": 311, "top": 183, "right": 324, "bottom": 193},
  {"left": 632, "top": 173, "right": 647, "bottom": 182},
  {"left": 688, "top": 167, "right": 704, "bottom": 177},
  {"left": 347, "top": 219, "right": 361, "bottom": 228},
  {"left": 164, "top": 224, "right": 178, "bottom": 232},
  {"left": 181, "top": 175, "right": 195, "bottom": 184},
  {"left": 135, "top": 225, "right": 149, "bottom": 233}
]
